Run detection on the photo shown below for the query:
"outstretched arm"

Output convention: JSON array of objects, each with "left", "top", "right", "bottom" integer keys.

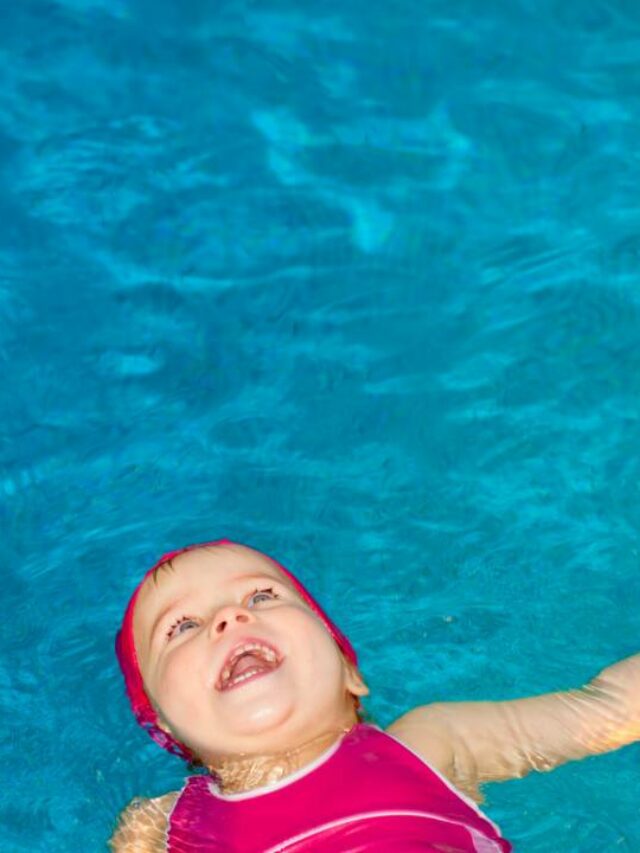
[
  {"left": 387, "top": 653, "right": 640, "bottom": 801},
  {"left": 109, "top": 792, "right": 179, "bottom": 852}
]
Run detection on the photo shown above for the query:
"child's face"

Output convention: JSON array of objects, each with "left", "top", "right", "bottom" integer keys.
[{"left": 133, "top": 543, "right": 367, "bottom": 763}]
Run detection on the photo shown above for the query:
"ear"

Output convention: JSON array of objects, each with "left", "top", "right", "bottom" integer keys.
[{"left": 344, "top": 661, "right": 370, "bottom": 698}]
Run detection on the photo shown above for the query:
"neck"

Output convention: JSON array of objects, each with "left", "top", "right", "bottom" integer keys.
[{"left": 208, "top": 723, "right": 357, "bottom": 794}]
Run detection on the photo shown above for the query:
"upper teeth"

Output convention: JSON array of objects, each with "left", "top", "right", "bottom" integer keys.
[{"left": 220, "top": 642, "right": 278, "bottom": 686}]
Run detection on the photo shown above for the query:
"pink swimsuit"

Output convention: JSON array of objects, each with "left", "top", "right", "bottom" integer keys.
[{"left": 167, "top": 723, "right": 512, "bottom": 852}]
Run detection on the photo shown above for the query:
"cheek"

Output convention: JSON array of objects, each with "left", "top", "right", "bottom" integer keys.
[
  {"left": 150, "top": 645, "right": 211, "bottom": 727},
  {"left": 285, "top": 612, "right": 346, "bottom": 693}
]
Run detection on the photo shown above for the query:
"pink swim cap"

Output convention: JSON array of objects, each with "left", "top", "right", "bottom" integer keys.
[{"left": 116, "top": 539, "right": 358, "bottom": 761}]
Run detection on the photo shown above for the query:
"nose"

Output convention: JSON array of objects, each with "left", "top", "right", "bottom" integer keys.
[{"left": 212, "top": 605, "right": 254, "bottom": 636}]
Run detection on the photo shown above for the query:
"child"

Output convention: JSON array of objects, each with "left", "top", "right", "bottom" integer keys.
[{"left": 111, "top": 539, "right": 640, "bottom": 852}]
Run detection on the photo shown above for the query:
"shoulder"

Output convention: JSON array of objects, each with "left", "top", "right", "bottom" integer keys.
[
  {"left": 385, "top": 704, "right": 456, "bottom": 778},
  {"left": 387, "top": 704, "right": 487, "bottom": 802},
  {"left": 109, "top": 791, "right": 180, "bottom": 852}
]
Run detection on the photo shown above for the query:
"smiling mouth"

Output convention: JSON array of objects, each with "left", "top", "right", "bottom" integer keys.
[{"left": 217, "top": 640, "right": 282, "bottom": 692}]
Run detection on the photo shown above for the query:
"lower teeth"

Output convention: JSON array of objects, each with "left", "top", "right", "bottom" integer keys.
[{"left": 228, "top": 667, "right": 265, "bottom": 687}]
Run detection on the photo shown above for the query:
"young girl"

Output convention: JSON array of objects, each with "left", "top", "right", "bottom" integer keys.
[{"left": 111, "top": 539, "right": 640, "bottom": 852}]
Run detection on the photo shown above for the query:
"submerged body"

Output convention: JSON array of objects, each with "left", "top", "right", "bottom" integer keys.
[{"left": 167, "top": 723, "right": 510, "bottom": 852}]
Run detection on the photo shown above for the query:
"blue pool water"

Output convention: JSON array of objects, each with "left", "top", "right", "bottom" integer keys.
[{"left": 2, "top": 1, "right": 640, "bottom": 849}]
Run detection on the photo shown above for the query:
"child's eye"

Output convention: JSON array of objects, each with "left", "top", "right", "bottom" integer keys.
[
  {"left": 247, "top": 587, "right": 279, "bottom": 607},
  {"left": 167, "top": 616, "right": 199, "bottom": 641}
]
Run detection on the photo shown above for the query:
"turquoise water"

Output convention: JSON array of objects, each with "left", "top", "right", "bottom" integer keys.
[{"left": 2, "top": 1, "right": 640, "bottom": 849}]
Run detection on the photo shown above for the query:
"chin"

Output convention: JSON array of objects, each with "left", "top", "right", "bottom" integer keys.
[{"left": 215, "top": 700, "right": 299, "bottom": 750}]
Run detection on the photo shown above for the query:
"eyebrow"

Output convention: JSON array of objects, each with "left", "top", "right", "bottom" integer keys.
[{"left": 145, "top": 572, "right": 285, "bottom": 649}]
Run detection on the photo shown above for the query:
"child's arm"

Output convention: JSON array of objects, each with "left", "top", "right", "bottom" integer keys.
[
  {"left": 109, "top": 792, "right": 179, "bottom": 852},
  {"left": 388, "top": 653, "right": 640, "bottom": 801}
]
